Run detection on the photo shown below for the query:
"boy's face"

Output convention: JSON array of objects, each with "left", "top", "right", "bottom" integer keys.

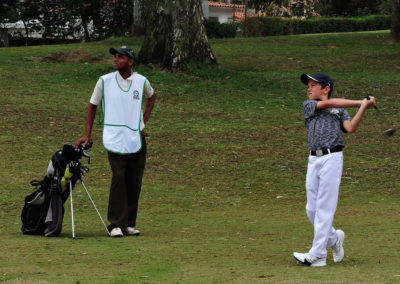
[{"left": 307, "top": 79, "right": 330, "bottom": 100}]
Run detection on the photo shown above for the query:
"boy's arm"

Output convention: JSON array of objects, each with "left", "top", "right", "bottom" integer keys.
[
  {"left": 318, "top": 97, "right": 375, "bottom": 133},
  {"left": 316, "top": 98, "right": 363, "bottom": 109}
]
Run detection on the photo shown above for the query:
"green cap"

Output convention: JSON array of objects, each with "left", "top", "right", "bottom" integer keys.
[{"left": 109, "top": 46, "right": 135, "bottom": 59}]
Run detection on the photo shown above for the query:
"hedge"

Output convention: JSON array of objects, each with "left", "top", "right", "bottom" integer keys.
[
  {"left": 246, "top": 15, "right": 391, "bottom": 37},
  {"left": 205, "top": 19, "right": 238, "bottom": 38}
]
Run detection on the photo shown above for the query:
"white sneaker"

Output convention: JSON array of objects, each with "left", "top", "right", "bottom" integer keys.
[
  {"left": 293, "top": 252, "right": 326, "bottom": 267},
  {"left": 125, "top": 227, "right": 140, "bottom": 236},
  {"left": 332, "top": 229, "right": 345, "bottom": 262},
  {"left": 110, "top": 227, "right": 123, "bottom": 237}
]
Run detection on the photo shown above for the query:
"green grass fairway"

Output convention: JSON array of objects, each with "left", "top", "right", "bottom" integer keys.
[{"left": 1, "top": 31, "right": 400, "bottom": 283}]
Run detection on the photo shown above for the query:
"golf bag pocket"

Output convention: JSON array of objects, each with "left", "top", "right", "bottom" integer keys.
[
  {"left": 21, "top": 178, "right": 51, "bottom": 235},
  {"left": 43, "top": 179, "right": 64, "bottom": 237}
]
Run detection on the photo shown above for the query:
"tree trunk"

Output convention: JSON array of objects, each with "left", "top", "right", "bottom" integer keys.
[
  {"left": 82, "top": 16, "right": 90, "bottom": 42},
  {"left": 130, "top": 0, "right": 135, "bottom": 35},
  {"left": 243, "top": 0, "right": 248, "bottom": 37},
  {"left": 233, "top": 2, "right": 236, "bottom": 22},
  {"left": 391, "top": 0, "right": 400, "bottom": 43},
  {"left": 138, "top": 0, "right": 217, "bottom": 71},
  {"left": 21, "top": 19, "right": 29, "bottom": 46}
]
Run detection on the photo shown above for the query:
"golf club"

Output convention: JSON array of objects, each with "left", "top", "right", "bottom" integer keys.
[
  {"left": 70, "top": 181, "right": 75, "bottom": 239},
  {"left": 366, "top": 96, "right": 395, "bottom": 137},
  {"left": 81, "top": 181, "right": 111, "bottom": 236},
  {"left": 68, "top": 142, "right": 110, "bottom": 238}
]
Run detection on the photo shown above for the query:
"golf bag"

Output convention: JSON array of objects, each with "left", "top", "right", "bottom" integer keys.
[{"left": 21, "top": 142, "right": 92, "bottom": 237}]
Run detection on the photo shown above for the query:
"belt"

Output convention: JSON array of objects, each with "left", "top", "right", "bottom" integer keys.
[{"left": 310, "top": 146, "right": 343, "bottom": 157}]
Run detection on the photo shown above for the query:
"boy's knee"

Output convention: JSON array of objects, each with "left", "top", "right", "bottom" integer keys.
[{"left": 306, "top": 206, "right": 316, "bottom": 216}]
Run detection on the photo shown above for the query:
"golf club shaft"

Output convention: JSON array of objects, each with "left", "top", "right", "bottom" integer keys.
[
  {"left": 366, "top": 96, "right": 392, "bottom": 123},
  {"left": 70, "top": 182, "right": 75, "bottom": 239},
  {"left": 366, "top": 96, "right": 395, "bottom": 136},
  {"left": 81, "top": 181, "right": 110, "bottom": 236},
  {"left": 373, "top": 105, "right": 394, "bottom": 126}
]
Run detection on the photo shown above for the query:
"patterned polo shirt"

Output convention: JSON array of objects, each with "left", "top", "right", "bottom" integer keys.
[{"left": 303, "top": 100, "right": 351, "bottom": 151}]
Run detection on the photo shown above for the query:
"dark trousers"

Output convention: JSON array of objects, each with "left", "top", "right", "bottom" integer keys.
[{"left": 107, "top": 137, "right": 146, "bottom": 228}]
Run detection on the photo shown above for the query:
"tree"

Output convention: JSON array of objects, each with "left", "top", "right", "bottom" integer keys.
[
  {"left": 0, "top": 0, "right": 17, "bottom": 24},
  {"left": 322, "top": 0, "right": 381, "bottom": 16},
  {"left": 65, "top": 0, "right": 134, "bottom": 40},
  {"left": 138, "top": 0, "right": 217, "bottom": 71},
  {"left": 11, "top": 0, "right": 43, "bottom": 45},
  {"left": 391, "top": 0, "right": 400, "bottom": 42},
  {"left": 108, "top": 0, "right": 133, "bottom": 36},
  {"left": 249, "top": 0, "right": 281, "bottom": 12},
  {"left": 41, "top": 0, "right": 74, "bottom": 40},
  {"left": 57, "top": 0, "right": 106, "bottom": 41}
]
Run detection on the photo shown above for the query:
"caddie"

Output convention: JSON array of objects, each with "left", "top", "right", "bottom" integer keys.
[
  {"left": 75, "top": 46, "right": 156, "bottom": 237},
  {"left": 293, "top": 73, "right": 375, "bottom": 266}
]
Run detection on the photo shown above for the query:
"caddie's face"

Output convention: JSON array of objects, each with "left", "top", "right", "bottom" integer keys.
[
  {"left": 113, "top": 53, "right": 133, "bottom": 70},
  {"left": 307, "top": 80, "right": 330, "bottom": 100}
]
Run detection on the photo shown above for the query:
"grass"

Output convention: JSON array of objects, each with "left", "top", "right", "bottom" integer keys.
[{"left": 1, "top": 31, "right": 400, "bottom": 283}]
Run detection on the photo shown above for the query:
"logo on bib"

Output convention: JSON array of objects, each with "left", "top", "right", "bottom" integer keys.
[{"left": 133, "top": 90, "right": 140, "bottom": 100}]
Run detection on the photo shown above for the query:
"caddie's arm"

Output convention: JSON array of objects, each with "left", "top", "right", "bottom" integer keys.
[
  {"left": 143, "top": 93, "right": 156, "bottom": 124},
  {"left": 74, "top": 103, "right": 97, "bottom": 148}
]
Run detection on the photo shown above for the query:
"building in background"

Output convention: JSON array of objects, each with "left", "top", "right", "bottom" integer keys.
[{"left": 202, "top": 1, "right": 256, "bottom": 23}]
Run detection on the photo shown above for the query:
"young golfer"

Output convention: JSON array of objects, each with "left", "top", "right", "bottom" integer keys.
[{"left": 293, "top": 73, "right": 376, "bottom": 267}]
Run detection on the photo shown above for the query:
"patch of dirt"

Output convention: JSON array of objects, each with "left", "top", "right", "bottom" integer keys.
[{"left": 29, "top": 50, "right": 105, "bottom": 63}]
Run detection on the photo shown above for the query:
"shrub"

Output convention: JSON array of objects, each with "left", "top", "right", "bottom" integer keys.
[
  {"left": 246, "top": 15, "right": 391, "bottom": 37},
  {"left": 205, "top": 19, "right": 238, "bottom": 38},
  {"left": 258, "top": 17, "right": 290, "bottom": 36}
]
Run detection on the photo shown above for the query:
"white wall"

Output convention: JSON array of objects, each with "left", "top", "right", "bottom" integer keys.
[
  {"left": 208, "top": 7, "right": 234, "bottom": 23},
  {"left": 202, "top": 0, "right": 210, "bottom": 18}
]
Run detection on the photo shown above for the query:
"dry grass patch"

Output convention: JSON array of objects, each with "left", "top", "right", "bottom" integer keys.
[{"left": 28, "top": 50, "right": 106, "bottom": 63}]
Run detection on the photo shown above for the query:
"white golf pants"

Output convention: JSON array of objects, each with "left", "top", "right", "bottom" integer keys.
[{"left": 305, "top": 151, "right": 343, "bottom": 258}]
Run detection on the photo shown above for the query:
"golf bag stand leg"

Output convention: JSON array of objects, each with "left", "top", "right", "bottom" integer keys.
[
  {"left": 80, "top": 181, "right": 110, "bottom": 236},
  {"left": 70, "top": 182, "right": 75, "bottom": 239}
]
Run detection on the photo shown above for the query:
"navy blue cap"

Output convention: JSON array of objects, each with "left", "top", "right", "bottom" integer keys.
[
  {"left": 110, "top": 46, "right": 135, "bottom": 59},
  {"left": 301, "top": 73, "right": 333, "bottom": 93}
]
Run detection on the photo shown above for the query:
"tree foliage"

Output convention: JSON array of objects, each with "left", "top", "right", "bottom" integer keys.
[
  {"left": 249, "top": 0, "right": 391, "bottom": 17},
  {"left": 0, "top": 0, "right": 18, "bottom": 23},
  {"left": 1, "top": 0, "right": 135, "bottom": 42},
  {"left": 0, "top": 0, "right": 43, "bottom": 45}
]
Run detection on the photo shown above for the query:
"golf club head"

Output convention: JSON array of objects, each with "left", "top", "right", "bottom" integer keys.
[{"left": 383, "top": 128, "right": 395, "bottom": 137}]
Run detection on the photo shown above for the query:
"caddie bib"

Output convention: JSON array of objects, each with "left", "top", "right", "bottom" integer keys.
[{"left": 101, "top": 71, "right": 146, "bottom": 154}]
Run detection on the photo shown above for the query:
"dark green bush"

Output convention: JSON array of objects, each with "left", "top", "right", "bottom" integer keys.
[
  {"left": 246, "top": 18, "right": 263, "bottom": 37},
  {"left": 258, "top": 17, "right": 289, "bottom": 36},
  {"left": 205, "top": 19, "right": 238, "bottom": 38},
  {"left": 246, "top": 15, "right": 391, "bottom": 37}
]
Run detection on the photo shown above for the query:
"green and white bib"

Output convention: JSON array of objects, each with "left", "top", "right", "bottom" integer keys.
[{"left": 101, "top": 71, "right": 146, "bottom": 154}]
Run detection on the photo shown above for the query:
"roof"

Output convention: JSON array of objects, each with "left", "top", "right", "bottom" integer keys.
[
  {"left": 234, "top": 11, "right": 257, "bottom": 21},
  {"left": 207, "top": 1, "right": 258, "bottom": 22},
  {"left": 208, "top": 1, "right": 245, "bottom": 9}
]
